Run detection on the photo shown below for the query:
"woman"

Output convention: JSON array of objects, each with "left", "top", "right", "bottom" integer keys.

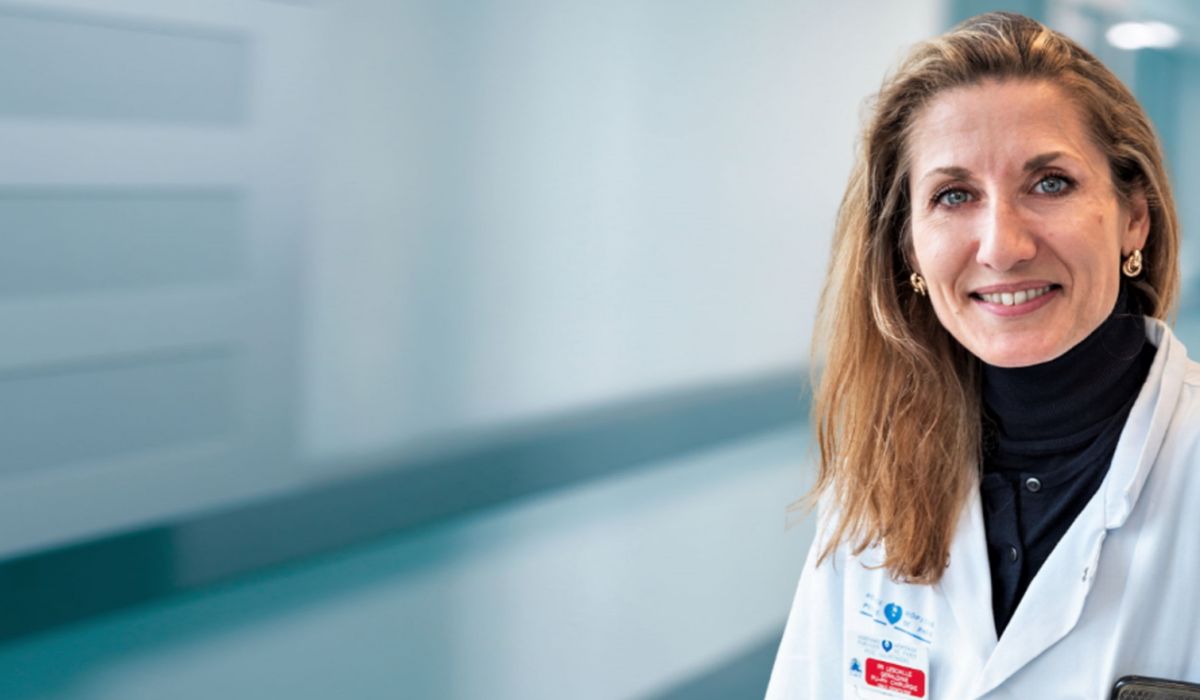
[{"left": 766, "top": 12, "right": 1200, "bottom": 699}]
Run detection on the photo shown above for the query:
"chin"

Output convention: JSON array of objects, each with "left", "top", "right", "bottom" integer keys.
[
  {"left": 982, "top": 353, "right": 1048, "bottom": 369},
  {"left": 968, "top": 338, "right": 1068, "bottom": 369}
]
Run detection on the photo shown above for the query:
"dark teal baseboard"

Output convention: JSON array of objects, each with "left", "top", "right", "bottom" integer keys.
[{"left": 0, "top": 370, "right": 807, "bottom": 643}]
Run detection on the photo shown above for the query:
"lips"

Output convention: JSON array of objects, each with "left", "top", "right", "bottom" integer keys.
[
  {"left": 976, "top": 285, "right": 1053, "bottom": 307},
  {"left": 969, "top": 283, "right": 1061, "bottom": 316}
]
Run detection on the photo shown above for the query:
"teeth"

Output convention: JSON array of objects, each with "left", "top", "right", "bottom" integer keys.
[{"left": 979, "top": 286, "right": 1052, "bottom": 306}]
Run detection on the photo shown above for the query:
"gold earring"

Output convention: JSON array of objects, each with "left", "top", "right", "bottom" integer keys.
[
  {"left": 910, "top": 272, "right": 927, "bottom": 296},
  {"left": 1122, "top": 249, "right": 1144, "bottom": 278}
]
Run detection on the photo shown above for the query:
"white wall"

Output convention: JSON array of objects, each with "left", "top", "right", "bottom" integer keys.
[
  {"left": 302, "top": 0, "right": 944, "bottom": 460},
  {"left": 0, "top": 2, "right": 946, "bottom": 699}
]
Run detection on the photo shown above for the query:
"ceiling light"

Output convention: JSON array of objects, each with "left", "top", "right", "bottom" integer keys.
[{"left": 1106, "top": 21, "right": 1181, "bottom": 50}]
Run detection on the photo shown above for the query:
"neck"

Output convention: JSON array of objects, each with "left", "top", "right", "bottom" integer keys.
[{"left": 981, "top": 286, "right": 1148, "bottom": 442}]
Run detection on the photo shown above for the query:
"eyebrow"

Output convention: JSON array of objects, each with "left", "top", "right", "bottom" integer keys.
[
  {"left": 919, "top": 165, "right": 972, "bottom": 184},
  {"left": 917, "top": 151, "right": 1068, "bottom": 187},
  {"left": 1023, "top": 151, "right": 1065, "bottom": 171}
]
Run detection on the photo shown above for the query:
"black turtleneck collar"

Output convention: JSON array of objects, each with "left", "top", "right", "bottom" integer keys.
[
  {"left": 982, "top": 285, "right": 1150, "bottom": 443},
  {"left": 979, "top": 283, "right": 1157, "bottom": 636}
]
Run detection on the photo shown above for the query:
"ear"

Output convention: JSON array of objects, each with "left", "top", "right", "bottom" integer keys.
[{"left": 1122, "top": 189, "right": 1151, "bottom": 253}]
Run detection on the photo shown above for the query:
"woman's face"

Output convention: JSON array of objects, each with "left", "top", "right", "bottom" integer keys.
[{"left": 907, "top": 79, "right": 1149, "bottom": 368}]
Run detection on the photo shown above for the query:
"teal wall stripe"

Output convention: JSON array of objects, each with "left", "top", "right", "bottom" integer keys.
[{"left": 0, "top": 370, "right": 807, "bottom": 642}]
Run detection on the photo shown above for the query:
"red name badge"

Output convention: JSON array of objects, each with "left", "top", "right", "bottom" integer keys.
[{"left": 865, "top": 658, "right": 927, "bottom": 698}]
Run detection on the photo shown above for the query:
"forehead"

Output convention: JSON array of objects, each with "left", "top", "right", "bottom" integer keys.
[{"left": 907, "top": 79, "right": 1104, "bottom": 177}]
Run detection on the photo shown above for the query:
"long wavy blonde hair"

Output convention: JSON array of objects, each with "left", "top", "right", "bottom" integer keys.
[{"left": 807, "top": 12, "right": 1179, "bottom": 584}]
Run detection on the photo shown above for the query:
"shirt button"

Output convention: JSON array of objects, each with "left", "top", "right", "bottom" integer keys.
[
  {"left": 1024, "top": 477, "right": 1042, "bottom": 493},
  {"left": 1008, "top": 546, "right": 1019, "bottom": 563}
]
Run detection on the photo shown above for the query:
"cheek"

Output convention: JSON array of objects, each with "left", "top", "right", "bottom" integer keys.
[
  {"left": 910, "top": 220, "right": 950, "bottom": 272},
  {"left": 1068, "top": 210, "right": 1123, "bottom": 271},
  {"left": 912, "top": 231, "right": 963, "bottom": 283}
]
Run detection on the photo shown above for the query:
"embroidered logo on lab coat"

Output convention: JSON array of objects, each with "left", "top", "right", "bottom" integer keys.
[{"left": 858, "top": 592, "right": 935, "bottom": 644}]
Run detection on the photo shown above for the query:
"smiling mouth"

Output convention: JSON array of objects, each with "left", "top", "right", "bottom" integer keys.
[{"left": 970, "top": 284, "right": 1060, "bottom": 306}]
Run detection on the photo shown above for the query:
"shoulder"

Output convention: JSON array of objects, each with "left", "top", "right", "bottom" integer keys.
[
  {"left": 1166, "top": 363, "right": 1200, "bottom": 473},
  {"left": 766, "top": 503, "right": 847, "bottom": 698},
  {"left": 1169, "top": 353, "right": 1200, "bottom": 440},
  {"left": 1183, "top": 356, "right": 1200, "bottom": 391},
  {"left": 1144, "top": 352, "right": 1200, "bottom": 508},
  {"left": 1147, "top": 322, "right": 1200, "bottom": 453}
]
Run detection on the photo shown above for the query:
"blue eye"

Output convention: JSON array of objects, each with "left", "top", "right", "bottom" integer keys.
[
  {"left": 1035, "top": 175, "right": 1070, "bottom": 195},
  {"left": 936, "top": 189, "right": 970, "bottom": 207}
]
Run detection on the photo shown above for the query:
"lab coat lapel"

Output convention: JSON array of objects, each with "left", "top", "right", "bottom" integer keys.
[
  {"left": 973, "top": 497, "right": 1107, "bottom": 697},
  {"left": 937, "top": 487, "right": 997, "bottom": 668}
]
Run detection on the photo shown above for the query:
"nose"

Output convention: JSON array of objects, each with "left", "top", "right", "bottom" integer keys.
[{"left": 975, "top": 198, "right": 1036, "bottom": 271}]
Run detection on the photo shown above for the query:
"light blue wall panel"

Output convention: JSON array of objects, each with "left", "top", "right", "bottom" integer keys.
[
  {"left": 0, "top": 350, "right": 238, "bottom": 476},
  {"left": 0, "top": 189, "right": 243, "bottom": 299},
  {"left": 0, "top": 9, "right": 248, "bottom": 123}
]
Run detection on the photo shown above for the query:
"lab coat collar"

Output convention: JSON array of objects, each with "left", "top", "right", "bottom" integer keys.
[
  {"left": 948, "top": 319, "right": 1187, "bottom": 697},
  {"left": 1102, "top": 318, "right": 1186, "bottom": 529}
]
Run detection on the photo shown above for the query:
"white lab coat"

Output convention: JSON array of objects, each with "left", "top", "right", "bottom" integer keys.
[{"left": 766, "top": 318, "right": 1200, "bottom": 699}]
